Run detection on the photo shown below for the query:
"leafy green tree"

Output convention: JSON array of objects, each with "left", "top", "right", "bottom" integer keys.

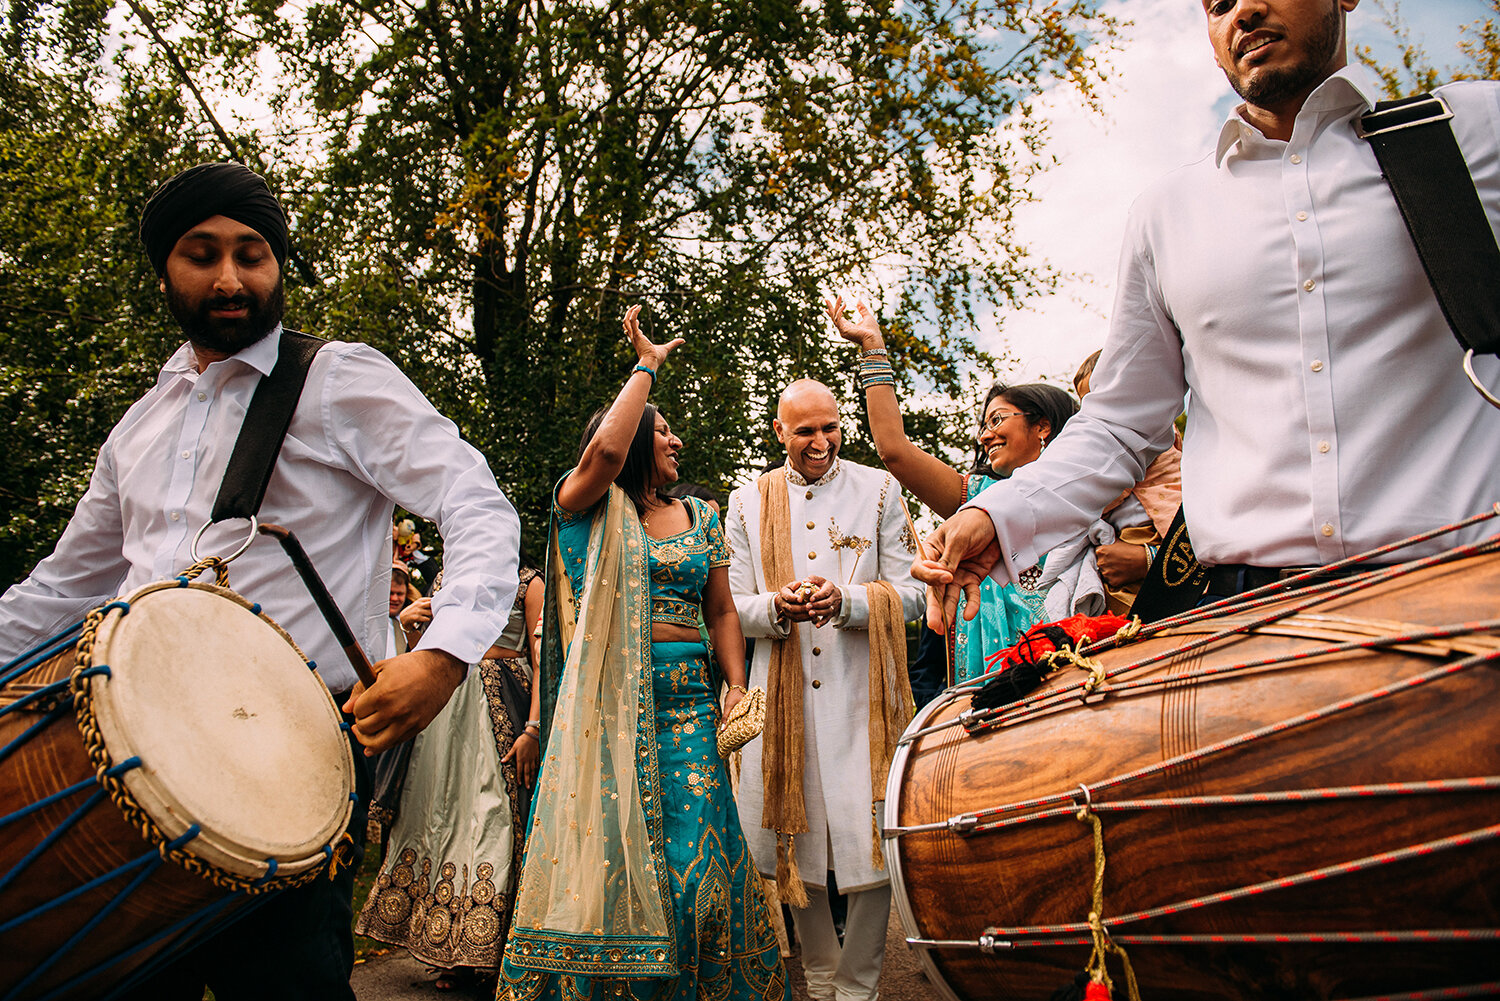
[
  {"left": 1356, "top": 0, "right": 1500, "bottom": 96},
  {"left": 3, "top": 0, "right": 1119, "bottom": 568},
  {"left": 0, "top": 39, "right": 225, "bottom": 582}
]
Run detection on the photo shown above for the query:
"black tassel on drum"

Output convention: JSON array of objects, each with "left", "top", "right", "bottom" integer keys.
[
  {"left": 972, "top": 614, "right": 1133, "bottom": 711},
  {"left": 971, "top": 625, "right": 1073, "bottom": 710}
]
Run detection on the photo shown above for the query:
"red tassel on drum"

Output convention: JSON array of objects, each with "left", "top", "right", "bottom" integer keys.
[
  {"left": 1084, "top": 981, "right": 1112, "bottom": 1000},
  {"left": 974, "top": 613, "right": 1132, "bottom": 711}
]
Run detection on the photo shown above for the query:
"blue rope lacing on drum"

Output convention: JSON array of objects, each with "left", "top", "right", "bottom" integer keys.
[
  {"left": 0, "top": 821, "right": 192, "bottom": 1001},
  {"left": 89, "top": 891, "right": 258, "bottom": 1001},
  {"left": 0, "top": 758, "right": 142, "bottom": 895},
  {"left": 0, "top": 622, "right": 83, "bottom": 688},
  {"left": 0, "top": 708, "right": 69, "bottom": 770},
  {"left": 251, "top": 857, "right": 279, "bottom": 887},
  {"left": 0, "top": 677, "right": 71, "bottom": 721}
]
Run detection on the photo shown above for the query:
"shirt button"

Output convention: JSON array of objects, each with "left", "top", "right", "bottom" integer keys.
[
  {"left": 1296, "top": 211, "right": 1308, "bottom": 222},
  {"left": 181, "top": 450, "right": 190, "bottom": 459},
  {"left": 1290, "top": 153, "right": 1303, "bottom": 164},
  {"left": 1321, "top": 523, "right": 1334, "bottom": 537},
  {"left": 808, "top": 551, "right": 817, "bottom": 560},
  {"left": 1310, "top": 359, "right": 1324, "bottom": 372},
  {"left": 1318, "top": 440, "right": 1330, "bottom": 453},
  {"left": 170, "top": 511, "right": 180, "bottom": 522},
  {"left": 806, "top": 521, "right": 816, "bottom": 530},
  {"left": 196, "top": 392, "right": 207, "bottom": 402},
  {"left": 805, "top": 490, "right": 813, "bottom": 500},
  {"left": 811, "top": 679, "right": 821, "bottom": 689},
  {"left": 812, "top": 647, "right": 821, "bottom": 656},
  {"left": 1303, "top": 279, "right": 1316, "bottom": 292}
]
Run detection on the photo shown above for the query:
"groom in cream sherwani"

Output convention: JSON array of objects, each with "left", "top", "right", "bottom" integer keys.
[{"left": 726, "top": 379, "right": 924, "bottom": 1001}]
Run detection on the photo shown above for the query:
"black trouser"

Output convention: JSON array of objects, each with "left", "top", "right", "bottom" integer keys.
[
  {"left": 115, "top": 705, "right": 371, "bottom": 1001},
  {"left": 1199, "top": 564, "right": 1383, "bottom": 606}
]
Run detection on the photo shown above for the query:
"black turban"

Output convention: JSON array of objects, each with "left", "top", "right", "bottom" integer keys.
[{"left": 139, "top": 162, "right": 289, "bottom": 277}]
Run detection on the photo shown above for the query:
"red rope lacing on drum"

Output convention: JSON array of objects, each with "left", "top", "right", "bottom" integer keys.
[{"left": 899, "top": 513, "right": 1500, "bottom": 991}]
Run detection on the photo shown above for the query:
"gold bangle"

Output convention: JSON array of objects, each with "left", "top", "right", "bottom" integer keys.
[{"left": 727, "top": 684, "right": 749, "bottom": 695}]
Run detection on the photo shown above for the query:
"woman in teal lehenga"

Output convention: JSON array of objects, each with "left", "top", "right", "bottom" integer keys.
[
  {"left": 827, "top": 296, "right": 1079, "bottom": 685},
  {"left": 497, "top": 306, "right": 790, "bottom": 1001}
]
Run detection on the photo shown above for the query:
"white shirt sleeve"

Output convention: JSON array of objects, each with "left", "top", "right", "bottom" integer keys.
[
  {"left": 963, "top": 214, "right": 1182, "bottom": 584},
  {"left": 322, "top": 345, "right": 520, "bottom": 664},
  {"left": 0, "top": 437, "right": 133, "bottom": 660}
]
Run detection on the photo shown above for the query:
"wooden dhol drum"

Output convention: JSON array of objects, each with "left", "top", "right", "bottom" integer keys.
[
  {"left": 0, "top": 581, "right": 355, "bottom": 1001},
  {"left": 885, "top": 548, "right": 1500, "bottom": 1000}
]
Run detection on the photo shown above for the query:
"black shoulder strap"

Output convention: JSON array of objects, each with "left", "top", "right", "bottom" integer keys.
[
  {"left": 1359, "top": 93, "right": 1500, "bottom": 357},
  {"left": 211, "top": 329, "right": 327, "bottom": 523}
]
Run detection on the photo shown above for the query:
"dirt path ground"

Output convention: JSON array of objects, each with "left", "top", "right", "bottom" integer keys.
[{"left": 351, "top": 908, "right": 932, "bottom": 1000}]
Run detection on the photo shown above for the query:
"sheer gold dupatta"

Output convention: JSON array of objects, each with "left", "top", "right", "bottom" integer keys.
[{"left": 506, "top": 486, "right": 676, "bottom": 977}]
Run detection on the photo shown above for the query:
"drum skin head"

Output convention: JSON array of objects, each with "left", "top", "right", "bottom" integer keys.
[{"left": 87, "top": 583, "right": 354, "bottom": 879}]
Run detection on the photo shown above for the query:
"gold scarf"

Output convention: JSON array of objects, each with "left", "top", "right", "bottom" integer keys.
[
  {"left": 757, "top": 469, "right": 914, "bottom": 904},
  {"left": 507, "top": 486, "right": 675, "bottom": 975}
]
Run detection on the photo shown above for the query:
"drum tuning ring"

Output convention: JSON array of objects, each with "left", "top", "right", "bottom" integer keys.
[
  {"left": 1075, "top": 783, "right": 1094, "bottom": 810},
  {"left": 947, "top": 815, "right": 978, "bottom": 835},
  {"left": 191, "top": 516, "right": 260, "bottom": 567}
]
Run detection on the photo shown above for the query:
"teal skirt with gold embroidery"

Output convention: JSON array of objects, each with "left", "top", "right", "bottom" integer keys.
[{"left": 499, "top": 641, "right": 790, "bottom": 1001}]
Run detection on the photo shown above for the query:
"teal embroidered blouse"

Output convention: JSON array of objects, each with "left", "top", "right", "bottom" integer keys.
[{"left": 556, "top": 493, "right": 729, "bottom": 628}]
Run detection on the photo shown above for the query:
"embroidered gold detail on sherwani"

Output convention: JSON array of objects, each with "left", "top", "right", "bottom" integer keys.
[{"left": 827, "top": 520, "right": 872, "bottom": 558}]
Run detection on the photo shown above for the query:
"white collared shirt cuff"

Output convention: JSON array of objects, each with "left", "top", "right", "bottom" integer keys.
[{"left": 958, "top": 489, "right": 1038, "bottom": 587}]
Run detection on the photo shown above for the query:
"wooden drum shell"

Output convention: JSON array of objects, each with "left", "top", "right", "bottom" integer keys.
[
  {"left": 886, "top": 553, "right": 1500, "bottom": 1000},
  {"left": 0, "top": 647, "right": 231, "bottom": 1000}
]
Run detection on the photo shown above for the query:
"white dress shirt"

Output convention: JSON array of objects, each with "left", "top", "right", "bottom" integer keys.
[
  {"left": 0, "top": 328, "right": 520, "bottom": 692},
  {"left": 968, "top": 69, "right": 1500, "bottom": 578}
]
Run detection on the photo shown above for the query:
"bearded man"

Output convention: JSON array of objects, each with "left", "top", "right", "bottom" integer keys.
[
  {"left": 725, "top": 379, "right": 924, "bottom": 1001},
  {"left": 919, "top": 0, "right": 1500, "bottom": 613},
  {"left": 0, "top": 162, "right": 521, "bottom": 999}
]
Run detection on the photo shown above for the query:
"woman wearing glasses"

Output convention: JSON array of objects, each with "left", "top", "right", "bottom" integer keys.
[{"left": 828, "top": 296, "right": 1078, "bottom": 686}]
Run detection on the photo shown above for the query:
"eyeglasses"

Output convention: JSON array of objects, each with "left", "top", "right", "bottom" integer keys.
[{"left": 980, "top": 409, "right": 1027, "bottom": 433}]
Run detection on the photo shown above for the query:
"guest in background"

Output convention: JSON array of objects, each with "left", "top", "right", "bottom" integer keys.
[
  {"left": 358, "top": 565, "right": 544, "bottom": 992},
  {"left": 827, "top": 296, "right": 1077, "bottom": 685}
]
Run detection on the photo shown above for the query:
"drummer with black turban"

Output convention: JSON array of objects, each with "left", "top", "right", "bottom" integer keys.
[{"left": 0, "top": 161, "right": 523, "bottom": 1000}]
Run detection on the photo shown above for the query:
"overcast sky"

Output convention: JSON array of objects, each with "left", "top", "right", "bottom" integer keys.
[{"left": 985, "top": 0, "right": 1491, "bottom": 385}]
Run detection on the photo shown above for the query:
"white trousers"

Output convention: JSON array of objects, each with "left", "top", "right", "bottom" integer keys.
[{"left": 791, "top": 882, "right": 891, "bottom": 1001}]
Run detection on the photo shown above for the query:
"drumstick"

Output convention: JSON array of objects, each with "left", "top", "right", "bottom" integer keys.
[
  {"left": 257, "top": 523, "right": 378, "bottom": 688},
  {"left": 904, "top": 502, "right": 953, "bottom": 689}
]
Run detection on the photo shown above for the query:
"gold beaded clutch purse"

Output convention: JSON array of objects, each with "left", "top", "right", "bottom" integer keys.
[{"left": 717, "top": 686, "right": 766, "bottom": 757}]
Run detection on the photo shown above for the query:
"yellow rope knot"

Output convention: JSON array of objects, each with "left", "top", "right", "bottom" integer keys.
[
  {"left": 1076, "top": 799, "right": 1142, "bottom": 1001},
  {"left": 1115, "top": 616, "right": 1143, "bottom": 644},
  {"left": 176, "top": 556, "right": 230, "bottom": 587},
  {"left": 1044, "top": 647, "right": 1108, "bottom": 695}
]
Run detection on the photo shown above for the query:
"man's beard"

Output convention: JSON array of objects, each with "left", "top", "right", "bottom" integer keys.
[
  {"left": 165, "top": 277, "right": 285, "bottom": 356},
  {"left": 1226, "top": 5, "right": 1342, "bottom": 108}
]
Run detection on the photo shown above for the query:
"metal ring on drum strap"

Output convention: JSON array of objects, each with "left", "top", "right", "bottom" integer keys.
[
  {"left": 1464, "top": 349, "right": 1500, "bottom": 410},
  {"left": 191, "top": 516, "right": 259, "bottom": 566}
]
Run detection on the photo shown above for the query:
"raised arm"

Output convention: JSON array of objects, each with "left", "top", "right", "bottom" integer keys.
[
  {"left": 556, "top": 304, "right": 684, "bottom": 514},
  {"left": 826, "top": 296, "right": 966, "bottom": 517}
]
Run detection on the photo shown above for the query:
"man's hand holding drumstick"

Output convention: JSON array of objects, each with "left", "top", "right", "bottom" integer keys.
[
  {"left": 343, "top": 650, "right": 466, "bottom": 754},
  {"left": 912, "top": 507, "right": 1003, "bottom": 634}
]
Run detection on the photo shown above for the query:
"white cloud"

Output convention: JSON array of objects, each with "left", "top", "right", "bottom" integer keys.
[{"left": 985, "top": 0, "right": 1231, "bottom": 385}]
